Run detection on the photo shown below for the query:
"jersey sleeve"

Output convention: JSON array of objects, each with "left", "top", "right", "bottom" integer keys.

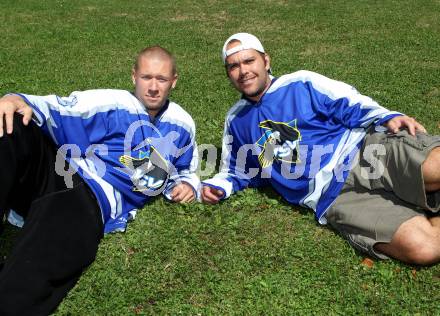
[
  {"left": 162, "top": 117, "right": 201, "bottom": 200},
  {"left": 298, "top": 70, "right": 402, "bottom": 128},
  {"left": 14, "top": 90, "right": 110, "bottom": 149}
]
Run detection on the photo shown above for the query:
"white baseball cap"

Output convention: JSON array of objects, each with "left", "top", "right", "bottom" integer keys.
[{"left": 221, "top": 33, "right": 266, "bottom": 64}]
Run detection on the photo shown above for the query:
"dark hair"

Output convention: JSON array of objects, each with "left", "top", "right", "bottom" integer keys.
[{"left": 224, "top": 40, "right": 269, "bottom": 73}]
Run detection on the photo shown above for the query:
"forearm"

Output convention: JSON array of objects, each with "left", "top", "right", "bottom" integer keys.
[{"left": 1, "top": 94, "right": 29, "bottom": 107}]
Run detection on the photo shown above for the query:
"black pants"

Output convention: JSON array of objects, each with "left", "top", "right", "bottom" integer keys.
[{"left": 0, "top": 114, "right": 103, "bottom": 315}]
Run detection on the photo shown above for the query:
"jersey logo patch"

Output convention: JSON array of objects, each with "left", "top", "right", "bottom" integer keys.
[
  {"left": 255, "top": 119, "right": 301, "bottom": 168},
  {"left": 119, "top": 146, "right": 169, "bottom": 192},
  {"left": 56, "top": 95, "right": 78, "bottom": 107}
]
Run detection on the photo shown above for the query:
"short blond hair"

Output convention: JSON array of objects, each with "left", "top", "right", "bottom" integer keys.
[{"left": 134, "top": 46, "right": 177, "bottom": 75}]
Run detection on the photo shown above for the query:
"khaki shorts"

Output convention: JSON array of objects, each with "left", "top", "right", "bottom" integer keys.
[{"left": 326, "top": 128, "right": 440, "bottom": 259}]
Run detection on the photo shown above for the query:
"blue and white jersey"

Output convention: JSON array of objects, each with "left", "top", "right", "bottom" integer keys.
[
  {"left": 16, "top": 89, "right": 200, "bottom": 233},
  {"left": 203, "top": 70, "right": 401, "bottom": 223}
]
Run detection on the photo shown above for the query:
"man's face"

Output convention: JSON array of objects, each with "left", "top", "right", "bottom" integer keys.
[
  {"left": 132, "top": 55, "right": 177, "bottom": 116},
  {"left": 224, "top": 41, "right": 271, "bottom": 102}
]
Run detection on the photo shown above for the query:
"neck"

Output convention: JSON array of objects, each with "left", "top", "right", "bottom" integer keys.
[
  {"left": 247, "top": 94, "right": 263, "bottom": 102},
  {"left": 147, "top": 109, "right": 159, "bottom": 118},
  {"left": 144, "top": 99, "right": 169, "bottom": 119}
]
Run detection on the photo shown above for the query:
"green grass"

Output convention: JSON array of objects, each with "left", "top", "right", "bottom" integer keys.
[{"left": 1, "top": 0, "right": 440, "bottom": 314}]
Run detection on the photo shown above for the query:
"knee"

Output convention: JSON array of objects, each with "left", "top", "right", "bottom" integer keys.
[
  {"left": 405, "top": 243, "right": 438, "bottom": 265},
  {"left": 377, "top": 216, "right": 440, "bottom": 265},
  {"left": 11, "top": 113, "right": 28, "bottom": 132},
  {"left": 1, "top": 113, "right": 28, "bottom": 136},
  {"left": 398, "top": 231, "right": 440, "bottom": 265},
  {"left": 422, "top": 147, "right": 440, "bottom": 189}
]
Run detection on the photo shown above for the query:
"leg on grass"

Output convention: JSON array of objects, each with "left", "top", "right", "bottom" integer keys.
[
  {"left": 377, "top": 146, "right": 440, "bottom": 265},
  {"left": 375, "top": 215, "right": 440, "bottom": 265},
  {"left": 0, "top": 114, "right": 103, "bottom": 315},
  {"left": 0, "top": 182, "right": 103, "bottom": 315},
  {"left": 422, "top": 147, "right": 440, "bottom": 192}
]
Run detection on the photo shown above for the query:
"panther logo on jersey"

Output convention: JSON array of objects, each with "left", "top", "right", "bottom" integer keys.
[
  {"left": 255, "top": 119, "right": 301, "bottom": 168},
  {"left": 119, "top": 146, "right": 169, "bottom": 192}
]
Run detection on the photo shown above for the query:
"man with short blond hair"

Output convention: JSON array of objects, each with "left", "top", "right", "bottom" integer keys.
[
  {"left": 202, "top": 32, "right": 440, "bottom": 265},
  {"left": 0, "top": 45, "right": 199, "bottom": 315}
]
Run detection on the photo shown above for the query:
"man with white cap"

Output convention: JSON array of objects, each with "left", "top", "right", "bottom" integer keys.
[{"left": 202, "top": 32, "right": 440, "bottom": 265}]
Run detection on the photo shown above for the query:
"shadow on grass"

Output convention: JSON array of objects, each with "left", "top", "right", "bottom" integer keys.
[
  {"left": 257, "top": 185, "right": 311, "bottom": 216},
  {"left": 252, "top": 185, "right": 369, "bottom": 260}
]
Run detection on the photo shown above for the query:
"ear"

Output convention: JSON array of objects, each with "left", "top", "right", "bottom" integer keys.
[
  {"left": 225, "top": 65, "right": 232, "bottom": 79},
  {"left": 171, "top": 74, "right": 178, "bottom": 89},
  {"left": 131, "top": 68, "right": 136, "bottom": 85},
  {"left": 264, "top": 54, "right": 271, "bottom": 72}
]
